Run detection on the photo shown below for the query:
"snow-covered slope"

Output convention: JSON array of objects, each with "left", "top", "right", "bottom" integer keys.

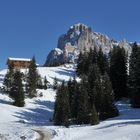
[
  {"left": 0, "top": 89, "right": 55, "bottom": 140},
  {"left": 0, "top": 66, "right": 140, "bottom": 140},
  {"left": 0, "top": 65, "right": 75, "bottom": 140},
  {"left": 0, "top": 65, "right": 76, "bottom": 86},
  {"left": 37, "top": 65, "right": 76, "bottom": 85}
]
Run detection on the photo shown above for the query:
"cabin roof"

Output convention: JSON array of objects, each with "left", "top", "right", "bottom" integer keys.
[{"left": 8, "top": 57, "right": 31, "bottom": 62}]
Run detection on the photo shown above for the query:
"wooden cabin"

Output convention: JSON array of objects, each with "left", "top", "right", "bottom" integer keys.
[{"left": 7, "top": 57, "right": 32, "bottom": 70}]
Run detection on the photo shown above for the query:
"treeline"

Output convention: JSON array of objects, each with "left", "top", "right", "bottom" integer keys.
[
  {"left": 54, "top": 42, "right": 140, "bottom": 127},
  {"left": 53, "top": 47, "right": 123, "bottom": 127},
  {"left": 4, "top": 56, "right": 48, "bottom": 107},
  {"left": 109, "top": 42, "right": 140, "bottom": 107},
  {"left": 128, "top": 42, "right": 140, "bottom": 107}
]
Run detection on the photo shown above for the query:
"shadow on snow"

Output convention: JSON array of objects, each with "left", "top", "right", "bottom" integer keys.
[
  {"left": 96, "top": 101, "right": 140, "bottom": 130},
  {"left": 96, "top": 120, "right": 140, "bottom": 130},
  {"left": 13, "top": 100, "right": 54, "bottom": 126},
  {"left": 0, "top": 99, "right": 12, "bottom": 105},
  {"left": 52, "top": 68, "right": 75, "bottom": 77}
]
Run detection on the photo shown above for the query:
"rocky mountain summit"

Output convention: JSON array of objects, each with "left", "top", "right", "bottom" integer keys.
[{"left": 44, "top": 23, "right": 132, "bottom": 66}]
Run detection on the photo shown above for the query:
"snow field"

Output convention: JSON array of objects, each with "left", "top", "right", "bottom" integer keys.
[{"left": 0, "top": 66, "right": 140, "bottom": 140}]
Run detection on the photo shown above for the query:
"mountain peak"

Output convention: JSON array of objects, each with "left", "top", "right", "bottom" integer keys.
[
  {"left": 70, "top": 23, "right": 88, "bottom": 29},
  {"left": 44, "top": 23, "right": 132, "bottom": 66}
]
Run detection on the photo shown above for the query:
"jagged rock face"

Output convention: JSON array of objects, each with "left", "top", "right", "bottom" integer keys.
[
  {"left": 44, "top": 48, "right": 63, "bottom": 66},
  {"left": 118, "top": 40, "right": 132, "bottom": 55},
  {"left": 57, "top": 23, "right": 89, "bottom": 50},
  {"left": 44, "top": 23, "right": 132, "bottom": 66}
]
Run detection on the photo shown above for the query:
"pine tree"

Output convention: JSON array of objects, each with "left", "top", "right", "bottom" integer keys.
[
  {"left": 92, "top": 46, "right": 98, "bottom": 64},
  {"left": 128, "top": 42, "right": 138, "bottom": 101},
  {"left": 88, "top": 64, "right": 100, "bottom": 108},
  {"left": 128, "top": 42, "right": 140, "bottom": 107},
  {"left": 100, "top": 73, "right": 118, "bottom": 120},
  {"left": 110, "top": 46, "right": 128, "bottom": 100},
  {"left": 77, "top": 47, "right": 99, "bottom": 77},
  {"left": 77, "top": 49, "right": 89, "bottom": 76},
  {"left": 77, "top": 76, "right": 89, "bottom": 124},
  {"left": 54, "top": 81, "right": 70, "bottom": 127},
  {"left": 10, "top": 71, "right": 25, "bottom": 107},
  {"left": 90, "top": 103, "right": 99, "bottom": 125},
  {"left": 93, "top": 75, "right": 103, "bottom": 113},
  {"left": 53, "top": 77, "right": 58, "bottom": 90},
  {"left": 4, "top": 62, "right": 14, "bottom": 92},
  {"left": 70, "top": 78, "right": 79, "bottom": 120},
  {"left": 43, "top": 76, "right": 48, "bottom": 90},
  {"left": 77, "top": 51, "right": 84, "bottom": 76},
  {"left": 53, "top": 85, "right": 63, "bottom": 125},
  {"left": 37, "top": 74, "right": 43, "bottom": 89},
  {"left": 97, "top": 47, "right": 109, "bottom": 75},
  {"left": 67, "top": 76, "right": 79, "bottom": 121},
  {"left": 88, "top": 47, "right": 94, "bottom": 66},
  {"left": 62, "top": 85, "right": 70, "bottom": 127},
  {"left": 27, "top": 56, "right": 38, "bottom": 98},
  {"left": 67, "top": 78, "right": 73, "bottom": 112}
]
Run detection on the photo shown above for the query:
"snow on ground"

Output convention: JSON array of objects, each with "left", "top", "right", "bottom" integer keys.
[
  {"left": 51, "top": 100, "right": 140, "bottom": 140},
  {"left": 0, "top": 89, "right": 56, "bottom": 140},
  {"left": 0, "top": 65, "right": 75, "bottom": 140},
  {"left": 0, "top": 65, "right": 140, "bottom": 140},
  {"left": 0, "top": 64, "right": 76, "bottom": 86},
  {"left": 37, "top": 65, "right": 76, "bottom": 85}
]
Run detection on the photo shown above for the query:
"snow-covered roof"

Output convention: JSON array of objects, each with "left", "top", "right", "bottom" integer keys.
[{"left": 8, "top": 57, "right": 31, "bottom": 62}]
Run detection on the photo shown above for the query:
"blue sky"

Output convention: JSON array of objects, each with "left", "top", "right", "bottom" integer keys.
[{"left": 0, "top": 0, "right": 140, "bottom": 68}]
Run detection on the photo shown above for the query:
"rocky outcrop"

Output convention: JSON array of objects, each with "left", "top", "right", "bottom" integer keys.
[
  {"left": 44, "top": 23, "right": 132, "bottom": 66},
  {"left": 44, "top": 48, "right": 63, "bottom": 66}
]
